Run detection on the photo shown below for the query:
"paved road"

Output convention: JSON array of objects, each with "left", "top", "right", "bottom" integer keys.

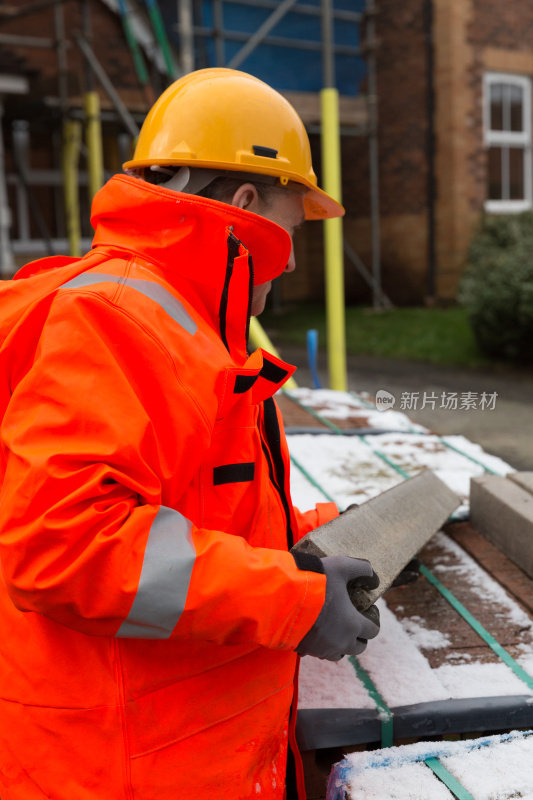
[{"left": 278, "top": 346, "right": 533, "bottom": 472}]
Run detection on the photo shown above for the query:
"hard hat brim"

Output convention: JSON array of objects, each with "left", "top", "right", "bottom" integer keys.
[{"left": 302, "top": 183, "right": 345, "bottom": 220}]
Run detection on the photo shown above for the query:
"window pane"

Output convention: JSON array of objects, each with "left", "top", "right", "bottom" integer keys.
[
  {"left": 488, "top": 146, "right": 503, "bottom": 199},
  {"left": 509, "top": 147, "right": 525, "bottom": 199},
  {"left": 509, "top": 85, "right": 524, "bottom": 132},
  {"left": 490, "top": 83, "right": 504, "bottom": 130}
]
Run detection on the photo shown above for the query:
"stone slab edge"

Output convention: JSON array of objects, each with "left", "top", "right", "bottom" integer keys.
[
  {"left": 470, "top": 475, "right": 533, "bottom": 580},
  {"left": 292, "top": 469, "right": 460, "bottom": 611},
  {"left": 508, "top": 472, "right": 533, "bottom": 496}
]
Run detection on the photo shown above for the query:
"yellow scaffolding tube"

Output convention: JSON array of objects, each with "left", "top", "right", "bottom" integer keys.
[
  {"left": 248, "top": 316, "right": 298, "bottom": 389},
  {"left": 85, "top": 90, "right": 104, "bottom": 201},
  {"left": 62, "top": 119, "right": 82, "bottom": 258},
  {"left": 321, "top": 87, "right": 347, "bottom": 391}
]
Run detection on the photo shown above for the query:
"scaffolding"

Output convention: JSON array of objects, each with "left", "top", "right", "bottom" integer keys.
[{"left": 0, "top": 0, "right": 387, "bottom": 389}]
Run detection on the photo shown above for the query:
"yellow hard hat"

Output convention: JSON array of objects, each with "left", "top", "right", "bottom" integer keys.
[{"left": 123, "top": 68, "right": 344, "bottom": 220}]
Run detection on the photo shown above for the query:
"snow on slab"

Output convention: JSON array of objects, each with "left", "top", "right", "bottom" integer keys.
[
  {"left": 334, "top": 732, "right": 533, "bottom": 800},
  {"left": 356, "top": 601, "right": 451, "bottom": 706},
  {"left": 298, "top": 600, "right": 451, "bottom": 710},
  {"left": 338, "top": 730, "right": 532, "bottom": 773},
  {"left": 434, "top": 661, "right": 533, "bottom": 699},
  {"left": 298, "top": 532, "right": 533, "bottom": 710},
  {"left": 288, "top": 434, "right": 402, "bottom": 509},
  {"left": 287, "top": 388, "right": 428, "bottom": 432},
  {"left": 287, "top": 431, "right": 511, "bottom": 516},
  {"left": 298, "top": 655, "right": 375, "bottom": 710},
  {"left": 441, "top": 734, "right": 533, "bottom": 800},
  {"left": 288, "top": 388, "right": 370, "bottom": 415},
  {"left": 340, "top": 733, "right": 533, "bottom": 800},
  {"left": 398, "top": 616, "right": 452, "bottom": 650},
  {"left": 431, "top": 532, "right": 533, "bottom": 632},
  {"left": 288, "top": 433, "right": 402, "bottom": 510},
  {"left": 290, "top": 391, "right": 531, "bottom": 713},
  {"left": 343, "top": 761, "right": 455, "bottom": 799}
]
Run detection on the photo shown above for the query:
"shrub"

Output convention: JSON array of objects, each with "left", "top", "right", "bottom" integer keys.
[{"left": 458, "top": 212, "right": 533, "bottom": 361}]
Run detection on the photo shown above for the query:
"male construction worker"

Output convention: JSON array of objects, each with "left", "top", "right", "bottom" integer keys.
[{"left": 0, "top": 68, "right": 379, "bottom": 799}]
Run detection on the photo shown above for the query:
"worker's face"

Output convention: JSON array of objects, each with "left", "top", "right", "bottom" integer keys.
[{"left": 231, "top": 185, "right": 306, "bottom": 316}]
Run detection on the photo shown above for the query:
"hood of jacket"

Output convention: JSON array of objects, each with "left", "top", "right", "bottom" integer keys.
[{"left": 90, "top": 175, "right": 292, "bottom": 337}]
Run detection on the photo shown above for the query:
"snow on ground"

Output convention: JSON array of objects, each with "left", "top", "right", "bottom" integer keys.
[{"left": 332, "top": 732, "right": 533, "bottom": 800}]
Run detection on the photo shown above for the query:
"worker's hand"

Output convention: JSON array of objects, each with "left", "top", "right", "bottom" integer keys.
[{"left": 296, "top": 555, "right": 380, "bottom": 662}]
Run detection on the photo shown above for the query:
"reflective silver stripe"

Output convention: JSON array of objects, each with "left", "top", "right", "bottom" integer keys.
[
  {"left": 60, "top": 273, "right": 197, "bottom": 334},
  {"left": 117, "top": 506, "right": 196, "bottom": 639}
]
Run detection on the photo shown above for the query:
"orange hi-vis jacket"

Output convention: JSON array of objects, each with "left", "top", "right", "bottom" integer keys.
[{"left": 0, "top": 175, "right": 338, "bottom": 800}]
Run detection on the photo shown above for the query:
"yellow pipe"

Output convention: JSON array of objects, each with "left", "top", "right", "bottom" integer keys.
[
  {"left": 62, "top": 119, "right": 82, "bottom": 258},
  {"left": 85, "top": 91, "right": 104, "bottom": 201},
  {"left": 249, "top": 316, "right": 298, "bottom": 389},
  {"left": 320, "top": 87, "right": 347, "bottom": 391}
]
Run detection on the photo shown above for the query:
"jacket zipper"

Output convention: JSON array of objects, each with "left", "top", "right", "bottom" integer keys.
[
  {"left": 259, "top": 398, "right": 304, "bottom": 799},
  {"left": 260, "top": 398, "right": 294, "bottom": 549}
]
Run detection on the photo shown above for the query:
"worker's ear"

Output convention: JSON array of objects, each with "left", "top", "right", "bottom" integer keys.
[{"left": 231, "top": 183, "right": 260, "bottom": 212}]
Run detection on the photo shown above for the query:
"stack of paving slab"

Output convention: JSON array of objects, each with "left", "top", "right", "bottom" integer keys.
[
  {"left": 281, "top": 389, "right": 512, "bottom": 519},
  {"left": 471, "top": 472, "right": 533, "bottom": 582},
  {"left": 326, "top": 731, "right": 533, "bottom": 800},
  {"left": 281, "top": 389, "right": 533, "bottom": 757}
]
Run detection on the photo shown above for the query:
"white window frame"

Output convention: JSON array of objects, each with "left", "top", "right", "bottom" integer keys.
[{"left": 483, "top": 72, "right": 532, "bottom": 213}]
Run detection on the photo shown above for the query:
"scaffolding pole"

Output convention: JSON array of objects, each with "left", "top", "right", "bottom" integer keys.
[
  {"left": 82, "top": 0, "right": 104, "bottom": 201},
  {"left": 366, "top": 0, "right": 382, "bottom": 310},
  {"left": 321, "top": 0, "right": 347, "bottom": 391},
  {"left": 62, "top": 119, "right": 82, "bottom": 257},
  {"left": 178, "top": 0, "right": 195, "bottom": 73},
  {"left": 0, "top": 98, "right": 14, "bottom": 276},
  {"left": 227, "top": 0, "right": 299, "bottom": 69}
]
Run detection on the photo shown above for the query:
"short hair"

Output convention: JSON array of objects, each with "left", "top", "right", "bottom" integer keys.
[
  {"left": 135, "top": 166, "right": 279, "bottom": 206},
  {"left": 195, "top": 175, "right": 276, "bottom": 206}
]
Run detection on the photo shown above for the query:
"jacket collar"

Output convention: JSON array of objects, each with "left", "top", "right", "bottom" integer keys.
[
  {"left": 90, "top": 175, "right": 292, "bottom": 364},
  {"left": 90, "top": 175, "right": 291, "bottom": 288}
]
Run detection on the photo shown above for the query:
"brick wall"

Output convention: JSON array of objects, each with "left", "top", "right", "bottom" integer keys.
[
  {"left": 432, "top": 0, "right": 533, "bottom": 299},
  {"left": 336, "top": 0, "right": 533, "bottom": 306},
  {"left": 340, "top": 0, "right": 431, "bottom": 305}
]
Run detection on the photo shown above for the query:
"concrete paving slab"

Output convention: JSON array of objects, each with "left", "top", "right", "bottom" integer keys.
[
  {"left": 470, "top": 475, "right": 533, "bottom": 579},
  {"left": 508, "top": 472, "right": 533, "bottom": 496},
  {"left": 292, "top": 470, "right": 460, "bottom": 610}
]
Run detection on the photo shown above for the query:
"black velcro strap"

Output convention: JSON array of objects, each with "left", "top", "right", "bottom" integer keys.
[
  {"left": 260, "top": 359, "right": 289, "bottom": 384},
  {"left": 253, "top": 145, "right": 278, "bottom": 159},
  {"left": 234, "top": 374, "right": 258, "bottom": 394},
  {"left": 291, "top": 551, "right": 325, "bottom": 575},
  {"left": 213, "top": 462, "right": 255, "bottom": 485}
]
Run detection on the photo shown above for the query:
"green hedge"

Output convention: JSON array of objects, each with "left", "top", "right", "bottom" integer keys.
[{"left": 459, "top": 212, "right": 533, "bottom": 361}]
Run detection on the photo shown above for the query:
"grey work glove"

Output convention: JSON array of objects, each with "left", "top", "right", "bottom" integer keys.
[{"left": 296, "top": 555, "right": 380, "bottom": 662}]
